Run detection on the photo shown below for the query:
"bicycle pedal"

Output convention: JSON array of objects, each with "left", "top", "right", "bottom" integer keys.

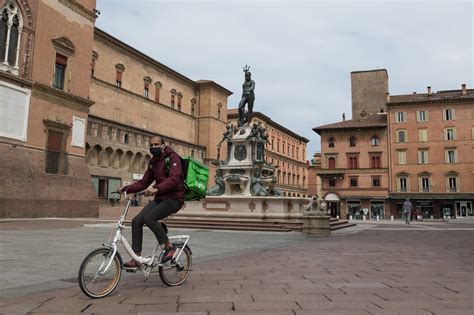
[{"left": 124, "top": 267, "right": 139, "bottom": 273}]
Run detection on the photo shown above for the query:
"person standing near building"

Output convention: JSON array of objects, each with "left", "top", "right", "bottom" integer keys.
[{"left": 403, "top": 198, "right": 413, "bottom": 224}]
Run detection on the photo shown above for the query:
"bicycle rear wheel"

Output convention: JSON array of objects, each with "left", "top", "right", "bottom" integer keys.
[
  {"left": 159, "top": 243, "right": 192, "bottom": 286},
  {"left": 78, "top": 247, "right": 122, "bottom": 298}
]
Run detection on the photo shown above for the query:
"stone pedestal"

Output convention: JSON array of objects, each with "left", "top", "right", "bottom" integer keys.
[{"left": 302, "top": 215, "right": 331, "bottom": 235}]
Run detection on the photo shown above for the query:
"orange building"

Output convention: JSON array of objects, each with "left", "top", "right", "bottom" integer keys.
[
  {"left": 313, "top": 113, "right": 390, "bottom": 219},
  {"left": 313, "top": 69, "right": 474, "bottom": 219},
  {"left": 387, "top": 86, "right": 474, "bottom": 219}
]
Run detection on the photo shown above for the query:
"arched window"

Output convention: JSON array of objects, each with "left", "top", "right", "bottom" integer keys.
[
  {"left": 371, "top": 135, "right": 380, "bottom": 146},
  {"left": 349, "top": 136, "right": 356, "bottom": 147},
  {"left": 1, "top": 1, "right": 23, "bottom": 74},
  {"left": 328, "top": 137, "right": 335, "bottom": 148}
]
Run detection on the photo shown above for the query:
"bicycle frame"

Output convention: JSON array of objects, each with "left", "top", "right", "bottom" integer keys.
[{"left": 103, "top": 192, "right": 190, "bottom": 276}]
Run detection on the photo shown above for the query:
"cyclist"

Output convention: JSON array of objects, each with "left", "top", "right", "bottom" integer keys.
[{"left": 118, "top": 136, "right": 184, "bottom": 268}]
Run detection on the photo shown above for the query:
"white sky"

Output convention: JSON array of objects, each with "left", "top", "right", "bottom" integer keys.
[{"left": 95, "top": 0, "right": 474, "bottom": 158}]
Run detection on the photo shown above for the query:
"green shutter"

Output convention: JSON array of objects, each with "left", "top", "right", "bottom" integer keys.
[
  {"left": 108, "top": 178, "right": 121, "bottom": 200},
  {"left": 91, "top": 177, "right": 99, "bottom": 195}
]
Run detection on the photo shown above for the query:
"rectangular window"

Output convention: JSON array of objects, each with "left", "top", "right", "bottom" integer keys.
[
  {"left": 370, "top": 155, "right": 381, "bottom": 168},
  {"left": 45, "top": 129, "right": 68, "bottom": 174},
  {"left": 420, "top": 177, "right": 430, "bottom": 192},
  {"left": 398, "top": 177, "right": 408, "bottom": 192},
  {"left": 443, "top": 109, "right": 455, "bottom": 121},
  {"left": 350, "top": 177, "right": 358, "bottom": 187},
  {"left": 282, "top": 141, "right": 285, "bottom": 154},
  {"left": 397, "top": 150, "right": 406, "bottom": 164},
  {"left": 416, "top": 110, "right": 428, "bottom": 122},
  {"left": 419, "top": 129, "right": 428, "bottom": 142},
  {"left": 445, "top": 149, "right": 457, "bottom": 164},
  {"left": 448, "top": 177, "right": 458, "bottom": 192},
  {"left": 53, "top": 54, "right": 67, "bottom": 90},
  {"left": 329, "top": 179, "right": 336, "bottom": 187},
  {"left": 445, "top": 128, "right": 456, "bottom": 141},
  {"left": 397, "top": 130, "right": 407, "bottom": 143},
  {"left": 372, "top": 177, "right": 381, "bottom": 187},
  {"left": 348, "top": 156, "right": 358, "bottom": 169},
  {"left": 395, "top": 112, "right": 406, "bottom": 123},
  {"left": 418, "top": 150, "right": 428, "bottom": 164}
]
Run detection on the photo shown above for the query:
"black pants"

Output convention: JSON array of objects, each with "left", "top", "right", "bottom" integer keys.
[{"left": 131, "top": 199, "right": 181, "bottom": 253}]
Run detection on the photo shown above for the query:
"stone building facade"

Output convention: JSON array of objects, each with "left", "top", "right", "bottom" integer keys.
[
  {"left": 0, "top": 0, "right": 99, "bottom": 217},
  {"left": 86, "top": 28, "right": 232, "bottom": 205},
  {"left": 228, "top": 110, "right": 309, "bottom": 197},
  {"left": 314, "top": 69, "right": 473, "bottom": 219},
  {"left": 0, "top": 0, "right": 232, "bottom": 216}
]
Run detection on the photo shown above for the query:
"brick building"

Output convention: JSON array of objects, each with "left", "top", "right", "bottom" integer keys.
[
  {"left": 0, "top": 0, "right": 99, "bottom": 217},
  {"left": 228, "top": 110, "right": 309, "bottom": 197},
  {"left": 86, "top": 28, "right": 232, "bottom": 204},
  {"left": 313, "top": 69, "right": 474, "bottom": 219},
  {"left": 387, "top": 86, "right": 474, "bottom": 219}
]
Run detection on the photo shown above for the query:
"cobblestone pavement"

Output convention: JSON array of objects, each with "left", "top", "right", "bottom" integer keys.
[{"left": 0, "top": 219, "right": 473, "bottom": 314}]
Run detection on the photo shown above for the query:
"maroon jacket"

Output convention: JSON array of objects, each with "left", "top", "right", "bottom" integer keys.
[{"left": 125, "top": 146, "right": 185, "bottom": 204}]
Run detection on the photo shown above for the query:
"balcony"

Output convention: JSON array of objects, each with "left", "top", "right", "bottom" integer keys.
[{"left": 316, "top": 169, "right": 345, "bottom": 179}]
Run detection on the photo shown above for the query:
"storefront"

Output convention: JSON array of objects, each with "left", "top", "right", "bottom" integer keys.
[
  {"left": 390, "top": 194, "right": 474, "bottom": 219},
  {"left": 456, "top": 201, "right": 473, "bottom": 218},
  {"left": 370, "top": 201, "right": 385, "bottom": 219},
  {"left": 324, "top": 192, "right": 341, "bottom": 218},
  {"left": 347, "top": 200, "right": 361, "bottom": 220}
]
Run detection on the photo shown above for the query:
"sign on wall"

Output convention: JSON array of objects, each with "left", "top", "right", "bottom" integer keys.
[
  {"left": 71, "top": 116, "right": 85, "bottom": 148},
  {"left": 0, "top": 81, "right": 30, "bottom": 141}
]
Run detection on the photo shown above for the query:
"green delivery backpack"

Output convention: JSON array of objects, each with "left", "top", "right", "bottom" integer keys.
[{"left": 165, "top": 156, "right": 209, "bottom": 201}]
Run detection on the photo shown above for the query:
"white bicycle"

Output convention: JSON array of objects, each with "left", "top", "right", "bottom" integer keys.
[{"left": 78, "top": 191, "right": 192, "bottom": 298}]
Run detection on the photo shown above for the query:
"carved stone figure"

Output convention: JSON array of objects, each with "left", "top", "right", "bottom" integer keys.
[{"left": 238, "top": 65, "right": 255, "bottom": 126}]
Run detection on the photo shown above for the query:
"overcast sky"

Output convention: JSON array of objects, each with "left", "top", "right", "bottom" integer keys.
[{"left": 95, "top": 0, "right": 473, "bottom": 157}]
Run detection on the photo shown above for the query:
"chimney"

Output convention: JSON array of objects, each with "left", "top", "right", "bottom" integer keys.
[
  {"left": 427, "top": 86, "right": 432, "bottom": 96},
  {"left": 386, "top": 92, "right": 390, "bottom": 102},
  {"left": 413, "top": 92, "right": 417, "bottom": 94},
  {"left": 342, "top": 113, "right": 346, "bottom": 121},
  {"left": 462, "top": 84, "right": 467, "bottom": 95}
]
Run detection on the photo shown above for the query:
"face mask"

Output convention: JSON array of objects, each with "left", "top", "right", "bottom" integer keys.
[{"left": 150, "top": 146, "right": 163, "bottom": 156}]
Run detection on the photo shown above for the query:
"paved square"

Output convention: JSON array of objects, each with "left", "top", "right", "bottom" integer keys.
[{"left": 0, "top": 219, "right": 473, "bottom": 314}]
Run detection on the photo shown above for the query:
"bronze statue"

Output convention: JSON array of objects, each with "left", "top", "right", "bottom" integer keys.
[
  {"left": 238, "top": 65, "right": 255, "bottom": 126},
  {"left": 207, "top": 169, "right": 225, "bottom": 196},
  {"left": 217, "top": 125, "right": 234, "bottom": 163}
]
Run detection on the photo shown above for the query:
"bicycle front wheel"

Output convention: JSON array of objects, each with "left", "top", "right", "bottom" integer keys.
[
  {"left": 159, "top": 243, "right": 192, "bottom": 286},
  {"left": 78, "top": 247, "right": 122, "bottom": 298}
]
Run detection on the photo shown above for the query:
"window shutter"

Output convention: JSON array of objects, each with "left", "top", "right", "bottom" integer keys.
[
  {"left": 418, "top": 178, "right": 422, "bottom": 192},
  {"left": 442, "top": 109, "right": 446, "bottom": 121},
  {"left": 455, "top": 150, "right": 458, "bottom": 163},
  {"left": 444, "top": 151, "right": 448, "bottom": 163},
  {"left": 416, "top": 111, "right": 419, "bottom": 122},
  {"left": 453, "top": 129, "right": 456, "bottom": 140},
  {"left": 452, "top": 109, "right": 456, "bottom": 120},
  {"left": 425, "top": 111, "right": 429, "bottom": 121},
  {"left": 417, "top": 151, "right": 421, "bottom": 164},
  {"left": 56, "top": 54, "right": 67, "bottom": 66}
]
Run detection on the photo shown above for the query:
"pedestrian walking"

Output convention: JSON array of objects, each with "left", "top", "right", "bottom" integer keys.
[{"left": 403, "top": 198, "right": 413, "bottom": 224}]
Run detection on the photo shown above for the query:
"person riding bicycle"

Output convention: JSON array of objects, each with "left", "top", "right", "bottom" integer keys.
[{"left": 118, "top": 136, "right": 184, "bottom": 268}]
